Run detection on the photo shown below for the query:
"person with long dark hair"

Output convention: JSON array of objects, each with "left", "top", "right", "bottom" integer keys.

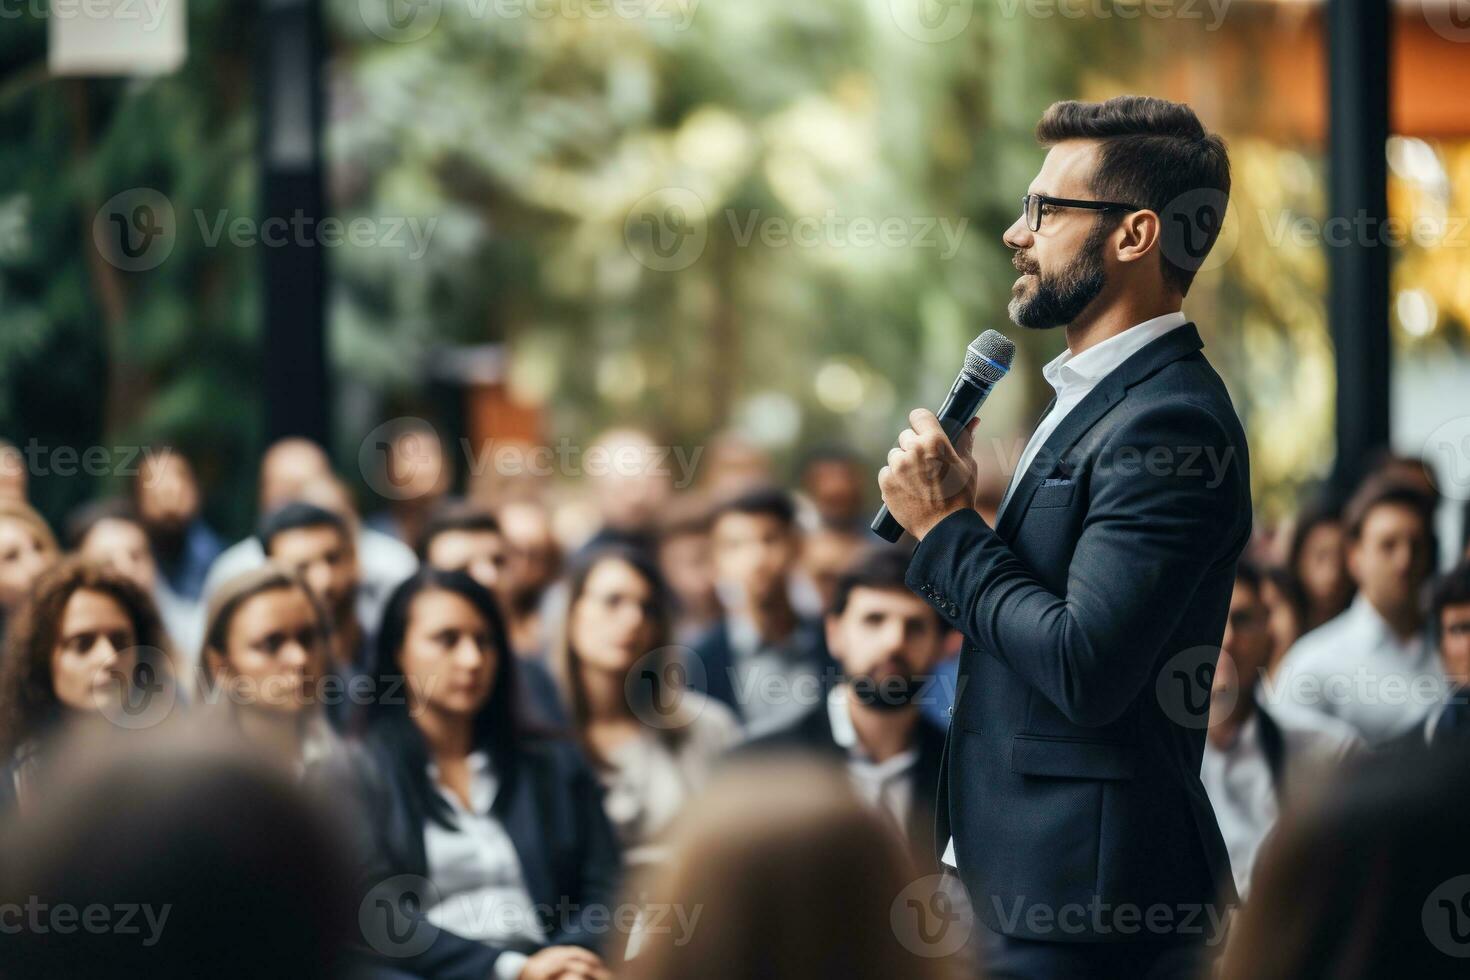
[
  {"left": 550, "top": 545, "right": 741, "bottom": 868},
  {"left": 0, "top": 557, "right": 176, "bottom": 810},
  {"left": 343, "top": 567, "right": 620, "bottom": 980}
]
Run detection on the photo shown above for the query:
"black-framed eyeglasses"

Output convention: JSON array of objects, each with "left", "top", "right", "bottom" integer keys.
[{"left": 1021, "top": 193, "right": 1142, "bottom": 232}]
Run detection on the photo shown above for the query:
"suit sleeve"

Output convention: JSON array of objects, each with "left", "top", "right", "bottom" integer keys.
[
  {"left": 549, "top": 751, "right": 624, "bottom": 951},
  {"left": 906, "top": 401, "right": 1247, "bottom": 728}
]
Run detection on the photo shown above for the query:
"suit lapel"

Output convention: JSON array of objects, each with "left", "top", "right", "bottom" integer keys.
[{"left": 995, "top": 323, "right": 1204, "bottom": 541}]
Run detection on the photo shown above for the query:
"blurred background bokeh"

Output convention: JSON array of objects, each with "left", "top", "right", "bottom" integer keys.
[{"left": 2, "top": 0, "right": 1467, "bottom": 539}]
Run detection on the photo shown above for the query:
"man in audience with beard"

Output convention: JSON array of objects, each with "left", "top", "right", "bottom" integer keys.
[
  {"left": 133, "top": 446, "right": 225, "bottom": 602},
  {"left": 743, "top": 547, "right": 950, "bottom": 871},
  {"left": 1387, "top": 558, "right": 1470, "bottom": 751}
]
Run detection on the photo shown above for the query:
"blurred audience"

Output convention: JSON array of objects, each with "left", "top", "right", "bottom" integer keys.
[
  {"left": 0, "top": 737, "right": 357, "bottom": 980},
  {"left": 1285, "top": 500, "right": 1354, "bottom": 633},
  {"left": 689, "top": 487, "right": 833, "bottom": 737},
  {"left": 133, "top": 447, "right": 225, "bottom": 602},
  {"left": 579, "top": 428, "right": 672, "bottom": 556},
  {"left": 196, "top": 564, "right": 344, "bottom": 774},
  {"left": 1272, "top": 477, "right": 1444, "bottom": 745},
  {"left": 418, "top": 500, "right": 567, "bottom": 727},
  {"left": 550, "top": 546, "right": 741, "bottom": 867},
  {"left": 617, "top": 758, "right": 963, "bottom": 980},
  {"left": 259, "top": 502, "right": 368, "bottom": 730},
  {"left": 799, "top": 524, "right": 866, "bottom": 613},
  {"left": 797, "top": 446, "right": 868, "bottom": 532},
  {"left": 1258, "top": 565, "right": 1307, "bottom": 676},
  {"left": 498, "top": 497, "right": 563, "bottom": 658},
  {"left": 0, "top": 439, "right": 30, "bottom": 502},
  {"left": 366, "top": 422, "right": 452, "bottom": 549},
  {"left": 1219, "top": 740, "right": 1470, "bottom": 979},
  {"left": 653, "top": 496, "right": 721, "bottom": 646},
  {"left": 342, "top": 568, "right": 621, "bottom": 980},
  {"left": 0, "top": 558, "right": 175, "bottom": 810},
  {"left": 1384, "top": 558, "right": 1470, "bottom": 752},
  {"left": 0, "top": 498, "right": 59, "bottom": 634},
  {"left": 743, "top": 548, "right": 950, "bottom": 873},
  {"left": 1201, "top": 561, "right": 1359, "bottom": 898}
]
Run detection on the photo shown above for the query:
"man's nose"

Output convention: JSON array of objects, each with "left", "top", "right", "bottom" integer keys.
[{"left": 1003, "top": 215, "right": 1031, "bottom": 250}]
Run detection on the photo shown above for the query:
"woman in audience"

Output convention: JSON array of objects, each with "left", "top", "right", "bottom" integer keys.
[
  {"left": 618, "top": 758, "right": 965, "bottom": 980},
  {"left": 1287, "top": 502, "right": 1354, "bottom": 632},
  {"left": 0, "top": 499, "right": 59, "bottom": 633},
  {"left": 1260, "top": 565, "right": 1308, "bottom": 675},
  {"left": 1220, "top": 741, "right": 1470, "bottom": 979},
  {"left": 0, "top": 557, "right": 175, "bottom": 809},
  {"left": 346, "top": 567, "right": 620, "bottom": 980},
  {"left": 196, "top": 564, "right": 343, "bottom": 775},
  {"left": 550, "top": 545, "right": 742, "bottom": 867}
]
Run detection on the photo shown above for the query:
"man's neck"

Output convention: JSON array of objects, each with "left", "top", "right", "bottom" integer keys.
[
  {"left": 1064, "top": 293, "right": 1182, "bottom": 357},
  {"left": 736, "top": 588, "right": 797, "bottom": 646},
  {"left": 1366, "top": 593, "right": 1423, "bottom": 645},
  {"left": 844, "top": 687, "right": 919, "bottom": 764}
]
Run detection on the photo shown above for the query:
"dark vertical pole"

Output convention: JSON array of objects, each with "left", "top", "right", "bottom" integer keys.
[
  {"left": 1326, "top": 0, "right": 1392, "bottom": 502},
  {"left": 258, "top": 0, "right": 330, "bottom": 446}
]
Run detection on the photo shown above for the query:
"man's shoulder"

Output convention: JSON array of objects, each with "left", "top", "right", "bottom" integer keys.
[
  {"left": 737, "top": 703, "right": 834, "bottom": 757},
  {"left": 1276, "top": 612, "right": 1361, "bottom": 676}
]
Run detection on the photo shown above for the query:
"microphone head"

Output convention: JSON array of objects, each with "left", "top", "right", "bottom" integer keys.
[{"left": 963, "top": 330, "right": 1016, "bottom": 384}]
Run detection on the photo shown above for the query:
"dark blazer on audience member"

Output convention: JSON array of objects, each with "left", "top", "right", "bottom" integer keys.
[
  {"left": 742, "top": 701, "right": 946, "bottom": 871},
  {"left": 907, "top": 324, "right": 1251, "bottom": 942},
  {"left": 686, "top": 617, "right": 833, "bottom": 721},
  {"left": 329, "top": 731, "right": 622, "bottom": 980}
]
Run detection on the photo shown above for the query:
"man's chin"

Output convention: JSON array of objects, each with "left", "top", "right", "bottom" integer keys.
[{"left": 1007, "top": 297, "right": 1064, "bottom": 331}]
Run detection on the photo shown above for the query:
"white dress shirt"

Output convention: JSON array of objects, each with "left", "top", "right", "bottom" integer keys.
[
  {"left": 943, "top": 310, "right": 1190, "bottom": 870},
  {"left": 827, "top": 686, "right": 920, "bottom": 833},
  {"left": 722, "top": 600, "right": 825, "bottom": 738},
  {"left": 1200, "top": 705, "right": 1359, "bottom": 898},
  {"left": 1268, "top": 594, "right": 1444, "bottom": 746},
  {"left": 423, "top": 752, "right": 544, "bottom": 980}
]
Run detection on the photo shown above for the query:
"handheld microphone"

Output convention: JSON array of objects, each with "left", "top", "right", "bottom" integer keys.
[{"left": 870, "top": 329, "right": 1016, "bottom": 543}]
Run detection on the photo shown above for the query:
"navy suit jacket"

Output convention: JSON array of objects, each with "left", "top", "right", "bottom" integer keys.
[{"left": 908, "top": 323, "right": 1250, "bottom": 942}]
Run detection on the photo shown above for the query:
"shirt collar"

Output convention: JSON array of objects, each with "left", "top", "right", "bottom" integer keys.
[
  {"left": 1346, "top": 592, "right": 1427, "bottom": 652},
  {"left": 1042, "top": 310, "right": 1189, "bottom": 394},
  {"left": 826, "top": 685, "right": 919, "bottom": 774}
]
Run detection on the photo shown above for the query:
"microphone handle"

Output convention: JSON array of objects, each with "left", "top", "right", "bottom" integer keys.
[{"left": 870, "top": 377, "right": 992, "bottom": 543}]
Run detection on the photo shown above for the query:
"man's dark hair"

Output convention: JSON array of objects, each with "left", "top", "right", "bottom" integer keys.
[
  {"left": 713, "top": 485, "right": 797, "bottom": 529},
  {"left": 1341, "top": 475, "right": 1434, "bottom": 542},
  {"left": 1432, "top": 560, "right": 1470, "bottom": 630},
  {"left": 415, "top": 500, "right": 502, "bottom": 560},
  {"left": 257, "top": 501, "right": 349, "bottom": 556},
  {"left": 829, "top": 547, "right": 941, "bottom": 628},
  {"left": 1233, "top": 559, "right": 1263, "bottom": 598},
  {"left": 1035, "top": 95, "right": 1231, "bottom": 296},
  {"left": 63, "top": 497, "right": 142, "bottom": 550}
]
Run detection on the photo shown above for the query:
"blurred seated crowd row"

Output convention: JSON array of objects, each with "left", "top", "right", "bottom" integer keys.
[{"left": 0, "top": 427, "right": 1467, "bottom": 978}]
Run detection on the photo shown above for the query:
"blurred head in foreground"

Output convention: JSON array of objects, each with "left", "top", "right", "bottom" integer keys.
[
  {"left": 1219, "top": 740, "right": 1470, "bottom": 979},
  {"left": 619, "top": 758, "right": 963, "bottom": 980},
  {"left": 0, "top": 735, "right": 354, "bottom": 979}
]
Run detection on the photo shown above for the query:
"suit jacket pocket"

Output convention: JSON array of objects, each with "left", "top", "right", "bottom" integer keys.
[
  {"left": 1029, "top": 481, "right": 1076, "bottom": 509},
  {"left": 1008, "top": 735, "right": 1136, "bottom": 780}
]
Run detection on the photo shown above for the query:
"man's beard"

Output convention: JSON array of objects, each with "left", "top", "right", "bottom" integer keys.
[
  {"left": 848, "top": 672, "right": 921, "bottom": 712},
  {"left": 1008, "top": 219, "right": 1110, "bottom": 330}
]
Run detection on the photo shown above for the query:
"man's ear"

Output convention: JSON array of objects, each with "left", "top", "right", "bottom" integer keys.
[
  {"left": 823, "top": 614, "right": 844, "bottom": 667},
  {"left": 1113, "top": 210, "right": 1162, "bottom": 265}
]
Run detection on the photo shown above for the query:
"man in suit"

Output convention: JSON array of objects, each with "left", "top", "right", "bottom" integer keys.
[
  {"left": 688, "top": 487, "right": 832, "bottom": 735},
  {"left": 879, "top": 96, "right": 1251, "bottom": 978},
  {"left": 743, "top": 547, "right": 950, "bottom": 871}
]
